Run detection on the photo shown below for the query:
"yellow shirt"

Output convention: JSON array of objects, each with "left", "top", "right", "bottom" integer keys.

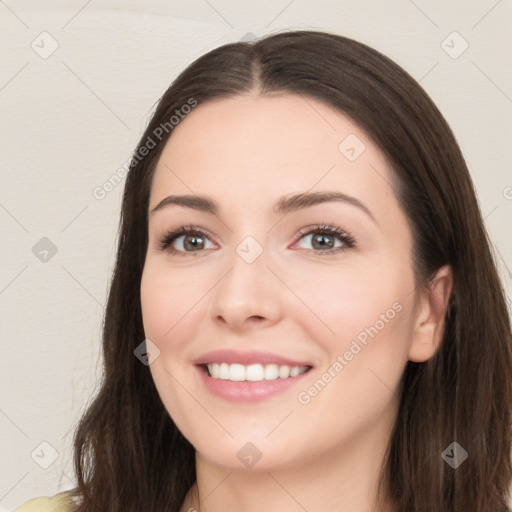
[{"left": 13, "top": 491, "right": 75, "bottom": 512}]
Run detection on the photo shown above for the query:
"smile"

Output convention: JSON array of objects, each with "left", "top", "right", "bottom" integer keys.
[
  {"left": 196, "top": 363, "right": 313, "bottom": 402},
  {"left": 205, "top": 362, "right": 311, "bottom": 381}
]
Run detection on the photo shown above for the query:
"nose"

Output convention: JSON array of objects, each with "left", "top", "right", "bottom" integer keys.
[{"left": 209, "top": 241, "right": 283, "bottom": 332}]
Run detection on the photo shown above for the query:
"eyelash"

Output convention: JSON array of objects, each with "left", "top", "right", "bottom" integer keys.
[{"left": 157, "top": 223, "right": 356, "bottom": 256}]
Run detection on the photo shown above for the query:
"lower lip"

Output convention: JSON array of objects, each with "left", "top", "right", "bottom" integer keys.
[{"left": 195, "top": 365, "right": 312, "bottom": 402}]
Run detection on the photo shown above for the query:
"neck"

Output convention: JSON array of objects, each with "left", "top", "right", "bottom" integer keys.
[{"left": 179, "top": 413, "right": 397, "bottom": 512}]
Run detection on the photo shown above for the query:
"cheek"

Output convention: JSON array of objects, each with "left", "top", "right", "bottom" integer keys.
[
  {"left": 287, "top": 257, "right": 413, "bottom": 348},
  {"left": 295, "top": 287, "right": 414, "bottom": 435},
  {"left": 140, "top": 261, "right": 206, "bottom": 344},
  {"left": 140, "top": 264, "right": 171, "bottom": 342},
  {"left": 288, "top": 258, "right": 416, "bottom": 413},
  {"left": 140, "top": 262, "right": 203, "bottom": 424}
]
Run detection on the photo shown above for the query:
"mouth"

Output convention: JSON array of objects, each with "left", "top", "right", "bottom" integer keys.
[
  {"left": 198, "top": 362, "right": 313, "bottom": 382},
  {"left": 195, "top": 362, "right": 313, "bottom": 402},
  {"left": 192, "top": 349, "right": 315, "bottom": 401}
]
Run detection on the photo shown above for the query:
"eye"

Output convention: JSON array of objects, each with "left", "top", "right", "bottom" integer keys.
[
  {"left": 157, "top": 223, "right": 356, "bottom": 256},
  {"left": 157, "top": 224, "right": 214, "bottom": 256},
  {"left": 292, "top": 224, "right": 356, "bottom": 255}
]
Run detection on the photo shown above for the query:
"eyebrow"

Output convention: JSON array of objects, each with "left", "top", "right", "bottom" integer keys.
[{"left": 149, "top": 191, "right": 376, "bottom": 224}]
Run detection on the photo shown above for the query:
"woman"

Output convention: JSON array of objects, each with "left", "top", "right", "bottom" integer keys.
[{"left": 15, "top": 29, "right": 512, "bottom": 512}]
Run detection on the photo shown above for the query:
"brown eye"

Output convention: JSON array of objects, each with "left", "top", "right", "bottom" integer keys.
[
  {"left": 158, "top": 225, "right": 214, "bottom": 254},
  {"left": 180, "top": 233, "right": 206, "bottom": 251},
  {"left": 293, "top": 224, "right": 356, "bottom": 254}
]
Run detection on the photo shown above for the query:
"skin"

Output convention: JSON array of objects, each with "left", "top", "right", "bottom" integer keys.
[{"left": 140, "top": 93, "right": 453, "bottom": 512}]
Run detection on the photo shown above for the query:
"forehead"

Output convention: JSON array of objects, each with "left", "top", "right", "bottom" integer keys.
[{"left": 149, "top": 94, "right": 396, "bottom": 216}]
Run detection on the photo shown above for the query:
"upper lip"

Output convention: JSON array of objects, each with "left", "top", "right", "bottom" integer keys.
[{"left": 193, "top": 349, "right": 313, "bottom": 367}]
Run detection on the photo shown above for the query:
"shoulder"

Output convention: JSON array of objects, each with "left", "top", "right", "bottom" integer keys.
[{"left": 13, "top": 491, "right": 76, "bottom": 512}]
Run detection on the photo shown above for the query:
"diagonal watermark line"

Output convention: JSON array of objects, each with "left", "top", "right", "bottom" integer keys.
[
  {"left": 484, "top": 204, "right": 499, "bottom": 220},
  {"left": 62, "top": 471, "right": 74, "bottom": 481},
  {"left": 0, "top": 202, "right": 29, "bottom": 232},
  {"left": 265, "top": 265, "right": 336, "bottom": 335},
  {"left": 368, "top": 162, "right": 395, "bottom": 190},
  {"left": 407, "top": 0, "right": 439, "bottom": 28},
  {"left": 472, "top": 0, "right": 502, "bottom": 29},
  {"left": 0, "top": 0, "right": 29, "bottom": 28},
  {"left": 144, "top": 97, "right": 159, "bottom": 119},
  {"left": 418, "top": 61, "right": 439, "bottom": 83},
  {"left": 0, "top": 471, "right": 29, "bottom": 502},
  {"left": 402, "top": 272, "right": 431, "bottom": 302},
  {"left": 163, "top": 367, "right": 234, "bottom": 437},
  {"left": 267, "top": 472, "right": 309, "bottom": 511},
  {"left": 201, "top": 0, "right": 234, "bottom": 28},
  {"left": 265, "top": 409, "right": 294, "bottom": 438},
  {"left": 61, "top": 205, "right": 89, "bottom": 233},
  {"left": 265, "top": 0, "right": 295, "bottom": 28},
  {"left": 61, "top": 265, "right": 104, "bottom": 308},
  {"left": 200, "top": 471, "right": 233, "bottom": 502},
  {"left": 0, "top": 408, "right": 29, "bottom": 438},
  {"left": 472, "top": 61, "right": 512, "bottom": 104},
  {"left": 61, "top": 61, "right": 131, "bottom": 129},
  {"left": 164, "top": 267, "right": 234, "bottom": 337},
  {"left": 61, "top": 0, "right": 93, "bottom": 29},
  {"left": 368, "top": 367, "right": 400, "bottom": 399},
  {"left": 60, "top": 471, "right": 75, "bottom": 488},
  {"left": 0, "top": 62, "right": 29, "bottom": 93},
  {"left": 61, "top": 420, "right": 78, "bottom": 441},
  {"left": 293, "top": 90, "right": 337, "bottom": 131},
  {"left": 0, "top": 266, "right": 28, "bottom": 296},
  {"left": 188, "top": 471, "right": 233, "bottom": 511},
  {"left": 493, "top": 243, "right": 512, "bottom": 279}
]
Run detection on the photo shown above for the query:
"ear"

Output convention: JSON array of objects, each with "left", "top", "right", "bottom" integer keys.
[{"left": 408, "top": 264, "right": 454, "bottom": 362}]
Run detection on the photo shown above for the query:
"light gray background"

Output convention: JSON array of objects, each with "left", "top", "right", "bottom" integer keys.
[{"left": 1, "top": 1, "right": 511, "bottom": 510}]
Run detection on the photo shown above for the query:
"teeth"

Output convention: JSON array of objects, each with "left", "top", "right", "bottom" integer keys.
[
  {"left": 206, "top": 362, "right": 310, "bottom": 381},
  {"left": 264, "top": 364, "right": 279, "bottom": 380}
]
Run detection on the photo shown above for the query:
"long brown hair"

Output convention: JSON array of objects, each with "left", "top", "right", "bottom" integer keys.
[{"left": 68, "top": 30, "right": 512, "bottom": 511}]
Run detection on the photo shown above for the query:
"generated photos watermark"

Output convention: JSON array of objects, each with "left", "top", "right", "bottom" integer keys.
[
  {"left": 297, "top": 301, "right": 403, "bottom": 405},
  {"left": 92, "top": 98, "right": 197, "bottom": 201}
]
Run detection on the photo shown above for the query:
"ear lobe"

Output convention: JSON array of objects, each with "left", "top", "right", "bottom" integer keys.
[{"left": 408, "top": 264, "right": 454, "bottom": 363}]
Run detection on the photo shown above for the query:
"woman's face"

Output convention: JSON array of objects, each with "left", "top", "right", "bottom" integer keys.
[{"left": 140, "top": 93, "right": 424, "bottom": 472}]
